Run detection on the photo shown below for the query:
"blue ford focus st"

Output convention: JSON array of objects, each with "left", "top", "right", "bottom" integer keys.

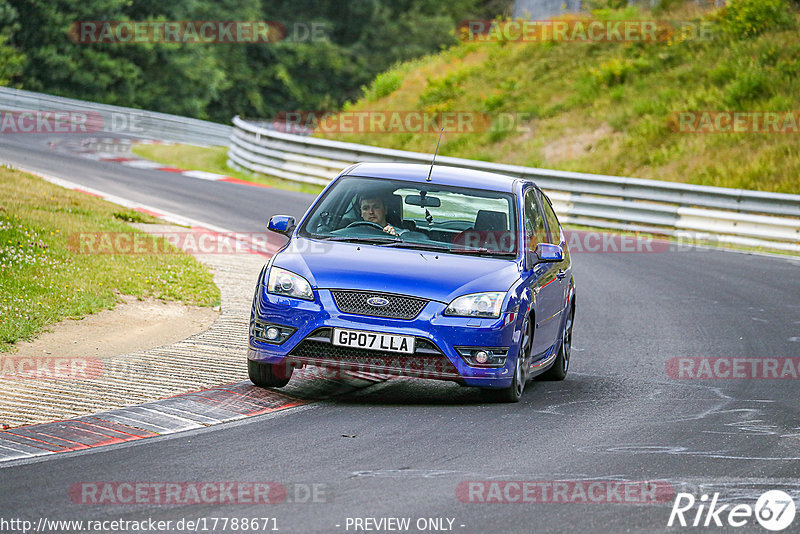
[{"left": 248, "top": 162, "right": 575, "bottom": 402}]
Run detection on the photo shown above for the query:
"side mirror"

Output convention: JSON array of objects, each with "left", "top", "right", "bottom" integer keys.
[
  {"left": 535, "top": 243, "right": 563, "bottom": 262},
  {"left": 267, "top": 215, "right": 296, "bottom": 236}
]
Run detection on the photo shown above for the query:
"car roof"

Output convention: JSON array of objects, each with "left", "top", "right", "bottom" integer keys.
[{"left": 342, "top": 162, "right": 522, "bottom": 193}]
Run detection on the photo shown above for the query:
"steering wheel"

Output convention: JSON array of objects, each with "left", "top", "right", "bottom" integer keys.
[{"left": 345, "top": 221, "right": 385, "bottom": 231}]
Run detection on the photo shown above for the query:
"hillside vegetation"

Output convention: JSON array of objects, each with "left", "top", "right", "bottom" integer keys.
[{"left": 319, "top": 0, "right": 800, "bottom": 193}]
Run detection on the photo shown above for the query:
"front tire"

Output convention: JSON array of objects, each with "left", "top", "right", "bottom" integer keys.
[
  {"left": 537, "top": 303, "right": 573, "bottom": 381},
  {"left": 484, "top": 316, "right": 531, "bottom": 403},
  {"left": 248, "top": 359, "right": 292, "bottom": 388}
]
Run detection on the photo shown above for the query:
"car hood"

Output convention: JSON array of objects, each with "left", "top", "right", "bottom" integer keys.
[{"left": 272, "top": 238, "right": 521, "bottom": 303}]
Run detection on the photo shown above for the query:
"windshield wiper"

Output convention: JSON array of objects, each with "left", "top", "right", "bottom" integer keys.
[
  {"left": 448, "top": 247, "right": 517, "bottom": 257},
  {"left": 379, "top": 241, "right": 452, "bottom": 252},
  {"left": 319, "top": 235, "right": 401, "bottom": 244},
  {"left": 380, "top": 241, "right": 516, "bottom": 256}
]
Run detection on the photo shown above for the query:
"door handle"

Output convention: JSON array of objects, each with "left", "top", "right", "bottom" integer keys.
[{"left": 556, "top": 269, "right": 567, "bottom": 280}]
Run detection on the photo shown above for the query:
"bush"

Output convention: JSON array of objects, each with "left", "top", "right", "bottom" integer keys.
[
  {"left": 590, "top": 56, "right": 652, "bottom": 86},
  {"left": 482, "top": 78, "right": 517, "bottom": 112},
  {"left": 723, "top": 70, "right": 770, "bottom": 108},
  {"left": 710, "top": 0, "right": 794, "bottom": 39},
  {"left": 361, "top": 70, "right": 403, "bottom": 102},
  {"left": 418, "top": 74, "right": 466, "bottom": 109},
  {"left": 583, "top": 0, "right": 627, "bottom": 9}
]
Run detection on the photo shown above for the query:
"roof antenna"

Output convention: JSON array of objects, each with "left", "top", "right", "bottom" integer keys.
[{"left": 426, "top": 125, "right": 444, "bottom": 182}]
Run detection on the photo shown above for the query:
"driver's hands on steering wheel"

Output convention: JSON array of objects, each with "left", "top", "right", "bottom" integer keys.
[{"left": 344, "top": 220, "right": 399, "bottom": 235}]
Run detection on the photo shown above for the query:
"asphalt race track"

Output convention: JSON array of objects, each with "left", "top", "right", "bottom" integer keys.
[{"left": 1, "top": 134, "right": 799, "bottom": 533}]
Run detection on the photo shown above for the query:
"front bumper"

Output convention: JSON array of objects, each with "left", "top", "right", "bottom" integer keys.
[{"left": 248, "top": 286, "right": 521, "bottom": 388}]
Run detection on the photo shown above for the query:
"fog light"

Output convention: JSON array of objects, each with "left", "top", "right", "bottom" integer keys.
[
  {"left": 253, "top": 321, "right": 296, "bottom": 344},
  {"left": 455, "top": 347, "right": 510, "bottom": 367}
]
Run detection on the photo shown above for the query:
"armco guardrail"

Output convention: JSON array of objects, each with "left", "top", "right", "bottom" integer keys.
[
  {"left": 229, "top": 116, "right": 800, "bottom": 252},
  {"left": 0, "top": 87, "right": 231, "bottom": 146}
]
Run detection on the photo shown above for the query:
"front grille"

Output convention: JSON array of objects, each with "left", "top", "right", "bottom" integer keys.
[
  {"left": 331, "top": 290, "right": 428, "bottom": 320},
  {"left": 287, "top": 328, "right": 460, "bottom": 380}
]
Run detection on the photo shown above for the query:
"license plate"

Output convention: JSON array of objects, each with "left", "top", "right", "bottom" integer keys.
[{"left": 332, "top": 328, "right": 415, "bottom": 354}]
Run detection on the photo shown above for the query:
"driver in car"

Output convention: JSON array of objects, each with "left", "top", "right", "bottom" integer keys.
[{"left": 360, "top": 196, "right": 403, "bottom": 236}]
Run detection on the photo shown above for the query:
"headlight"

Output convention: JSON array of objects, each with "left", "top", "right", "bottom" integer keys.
[
  {"left": 444, "top": 292, "right": 505, "bottom": 318},
  {"left": 267, "top": 267, "right": 314, "bottom": 301}
]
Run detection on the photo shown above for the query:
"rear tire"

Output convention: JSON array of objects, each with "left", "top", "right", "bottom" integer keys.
[
  {"left": 248, "top": 359, "right": 292, "bottom": 388},
  {"left": 537, "top": 303, "right": 573, "bottom": 381}
]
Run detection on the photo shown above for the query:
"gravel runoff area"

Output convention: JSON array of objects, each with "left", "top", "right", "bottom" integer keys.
[{"left": 0, "top": 224, "right": 268, "bottom": 428}]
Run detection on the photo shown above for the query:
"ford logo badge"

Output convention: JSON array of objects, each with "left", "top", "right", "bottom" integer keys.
[{"left": 367, "top": 297, "right": 390, "bottom": 307}]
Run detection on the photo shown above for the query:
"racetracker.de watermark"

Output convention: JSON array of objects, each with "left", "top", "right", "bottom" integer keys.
[
  {"left": 269, "top": 111, "right": 533, "bottom": 134},
  {"left": 0, "top": 110, "right": 148, "bottom": 135},
  {"left": 66, "top": 230, "right": 731, "bottom": 256},
  {"left": 0, "top": 111, "right": 101, "bottom": 134},
  {"left": 274, "top": 356, "right": 460, "bottom": 381},
  {"left": 69, "top": 21, "right": 330, "bottom": 44},
  {"left": 666, "top": 357, "right": 800, "bottom": 380},
  {"left": 0, "top": 357, "right": 103, "bottom": 380},
  {"left": 68, "top": 482, "right": 328, "bottom": 504},
  {"left": 67, "top": 230, "right": 298, "bottom": 256},
  {"left": 456, "top": 480, "right": 675, "bottom": 503},
  {"left": 670, "top": 111, "right": 800, "bottom": 134},
  {"left": 71, "top": 21, "right": 283, "bottom": 43},
  {"left": 458, "top": 19, "right": 713, "bottom": 43}
]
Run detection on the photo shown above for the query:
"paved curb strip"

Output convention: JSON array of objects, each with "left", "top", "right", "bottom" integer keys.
[
  {"left": 63, "top": 137, "right": 271, "bottom": 188},
  {"left": 0, "top": 382, "right": 302, "bottom": 462}
]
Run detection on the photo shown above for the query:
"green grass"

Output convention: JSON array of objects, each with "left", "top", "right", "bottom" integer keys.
[
  {"left": 317, "top": 0, "right": 800, "bottom": 194},
  {"left": 0, "top": 165, "right": 220, "bottom": 350},
  {"left": 131, "top": 144, "right": 323, "bottom": 195}
]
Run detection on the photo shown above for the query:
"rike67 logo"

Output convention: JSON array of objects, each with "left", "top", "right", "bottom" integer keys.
[{"left": 668, "top": 490, "right": 796, "bottom": 531}]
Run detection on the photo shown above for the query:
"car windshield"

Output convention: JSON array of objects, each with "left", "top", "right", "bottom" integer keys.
[{"left": 298, "top": 176, "right": 518, "bottom": 257}]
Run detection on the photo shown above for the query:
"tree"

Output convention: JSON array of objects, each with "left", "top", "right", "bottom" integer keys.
[{"left": 1, "top": 0, "right": 505, "bottom": 122}]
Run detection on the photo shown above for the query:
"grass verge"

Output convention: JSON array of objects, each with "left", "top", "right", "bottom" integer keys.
[
  {"left": 0, "top": 165, "right": 220, "bottom": 351},
  {"left": 131, "top": 144, "right": 323, "bottom": 195}
]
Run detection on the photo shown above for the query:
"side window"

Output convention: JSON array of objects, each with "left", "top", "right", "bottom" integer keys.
[
  {"left": 524, "top": 189, "right": 547, "bottom": 252},
  {"left": 539, "top": 192, "right": 562, "bottom": 245}
]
